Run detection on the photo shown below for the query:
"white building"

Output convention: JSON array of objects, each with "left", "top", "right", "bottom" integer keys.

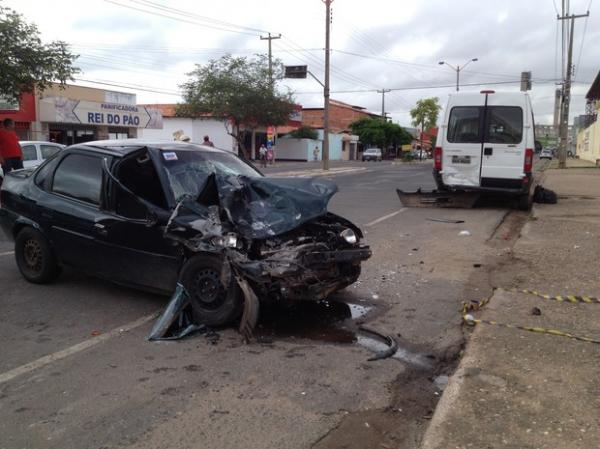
[{"left": 137, "top": 104, "right": 237, "bottom": 152}]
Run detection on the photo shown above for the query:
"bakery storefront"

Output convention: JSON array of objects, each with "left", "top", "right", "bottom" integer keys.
[{"left": 35, "top": 84, "right": 162, "bottom": 145}]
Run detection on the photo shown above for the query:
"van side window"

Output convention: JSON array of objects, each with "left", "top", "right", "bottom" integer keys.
[
  {"left": 485, "top": 107, "right": 523, "bottom": 144},
  {"left": 447, "top": 107, "right": 482, "bottom": 143}
]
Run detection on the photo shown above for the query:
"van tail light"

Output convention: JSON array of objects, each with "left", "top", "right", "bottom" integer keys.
[
  {"left": 434, "top": 147, "right": 442, "bottom": 170},
  {"left": 524, "top": 148, "right": 533, "bottom": 173}
]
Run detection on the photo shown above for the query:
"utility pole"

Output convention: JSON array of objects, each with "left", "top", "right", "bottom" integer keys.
[
  {"left": 260, "top": 32, "right": 281, "bottom": 86},
  {"left": 377, "top": 89, "right": 391, "bottom": 121},
  {"left": 557, "top": 11, "right": 589, "bottom": 168},
  {"left": 322, "top": 0, "right": 333, "bottom": 170}
]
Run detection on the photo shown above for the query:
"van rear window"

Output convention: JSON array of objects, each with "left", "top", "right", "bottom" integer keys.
[
  {"left": 447, "top": 107, "right": 482, "bottom": 143},
  {"left": 486, "top": 106, "right": 522, "bottom": 144},
  {"left": 447, "top": 106, "right": 523, "bottom": 144}
]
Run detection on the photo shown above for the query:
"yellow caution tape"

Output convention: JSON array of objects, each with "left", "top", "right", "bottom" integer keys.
[
  {"left": 500, "top": 288, "right": 600, "bottom": 304},
  {"left": 461, "top": 287, "right": 600, "bottom": 344},
  {"left": 463, "top": 314, "right": 600, "bottom": 344}
]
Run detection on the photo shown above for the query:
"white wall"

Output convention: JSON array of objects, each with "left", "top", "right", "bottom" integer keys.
[
  {"left": 139, "top": 117, "right": 192, "bottom": 141},
  {"left": 277, "top": 138, "right": 320, "bottom": 161},
  {"left": 139, "top": 117, "right": 237, "bottom": 153},
  {"left": 191, "top": 119, "right": 236, "bottom": 152}
]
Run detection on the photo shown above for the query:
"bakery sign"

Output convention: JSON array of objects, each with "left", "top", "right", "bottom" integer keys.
[{"left": 39, "top": 97, "right": 163, "bottom": 129}]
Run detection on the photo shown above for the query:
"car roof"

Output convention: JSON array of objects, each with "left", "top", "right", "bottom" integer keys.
[
  {"left": 69, "top": 139, "right": 232, "bottom": 157},
  {"left": 20, "top": 141, "right": 64, "bottom": 146}
]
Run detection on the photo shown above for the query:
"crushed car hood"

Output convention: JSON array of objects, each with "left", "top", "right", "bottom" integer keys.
[{"left": 173, "top": 174, "right": 339, "bottom": 239}]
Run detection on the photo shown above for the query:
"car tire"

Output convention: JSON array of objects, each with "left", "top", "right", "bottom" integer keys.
[
  {"left": 517, "top": 193, "right": 532, "bottom": 211},
  {"left": 15, "top": 227, "right": 61, "bottom": 284},
  {"left": 180, "top": 254, "right": 243, "bottom": 327}
]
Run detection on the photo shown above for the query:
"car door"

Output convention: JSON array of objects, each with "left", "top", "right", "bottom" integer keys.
[
  {"left": 90, "top": 155, "right": 183, "bottom": 293},
  {"left": 21, "top": 144, "right": 39, "bottom": 169},
  {"left": 39, "top": 151, "right": 111, "bottom": 275},
  {"left": 442, "top": 101, "right": 485, "bottom": 187},
  {"left": 480, "top": 100, "right": 525, "bottom": 182}
]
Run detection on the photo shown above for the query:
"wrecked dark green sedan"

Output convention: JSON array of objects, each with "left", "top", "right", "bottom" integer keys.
[{"left": 0, "top": 140, "right": 371, "bottom": 330}]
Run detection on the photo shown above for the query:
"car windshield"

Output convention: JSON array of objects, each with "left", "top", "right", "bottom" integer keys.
[{"left": 160, "top": 150, "right": 262, "bottom": 201}]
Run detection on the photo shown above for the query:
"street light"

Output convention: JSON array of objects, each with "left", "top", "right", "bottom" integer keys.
[{"left": 438, "top": 58, "right": 478, "bottom": 91}]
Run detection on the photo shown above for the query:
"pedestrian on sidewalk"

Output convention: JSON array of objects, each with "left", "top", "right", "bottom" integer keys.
[
  {"left": 259, "top": 144, "right": 267, "bottom": 168},
  {"left": 313, "top": 146, "right": 319, "bottom": 161},
  {"left": 0, "top": 119, "right": 24, "bottom": 175},
  {"left": 267, "top": 146, "right": 274, "bottom": 165},
  {"left": 203, "top": 135, "right": 214, "bottom": 147}
]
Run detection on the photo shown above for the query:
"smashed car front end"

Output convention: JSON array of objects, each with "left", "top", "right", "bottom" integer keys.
[
  {"left": 163, "top": 173, "right": 371, "bottom": 303},
  {"left": 232, "top": 212, "right": 371, "bottom": 301}
]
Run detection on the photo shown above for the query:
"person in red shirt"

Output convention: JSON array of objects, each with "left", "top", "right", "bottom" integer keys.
[{"left": 0, "top": 118, "right": 24, "bottom": 173}]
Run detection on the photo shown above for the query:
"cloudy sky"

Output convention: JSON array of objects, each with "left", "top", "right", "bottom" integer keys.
[{"left": 6, "top": 0, "right": 599, "bottom": 126}]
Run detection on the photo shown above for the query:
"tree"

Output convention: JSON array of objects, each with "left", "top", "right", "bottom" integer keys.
[
  {"left": 410, "top": 97, "right": 441, "bottom": 133},
  {"left": 349, "top": 118, "right": 412, "bottom": 154},
  {"left": 178, "top": 54, "right": 295, "bottom": 159},
  {"left": 0, "top": 5, "right": 79, "bottom": 102},
  {"left": 290, "top": 126, "right": 318, "bottom": 140}
]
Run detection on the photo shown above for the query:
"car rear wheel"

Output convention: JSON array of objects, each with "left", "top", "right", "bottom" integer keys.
[
  {"left": 517, "top": 193, "right": 532, "bottom": 211},
  {"left": 15, "top": 227, "right": 60, "bottom": 284},
  {"left": 180, "top": 255, "right": 243, "bottom": 327}
]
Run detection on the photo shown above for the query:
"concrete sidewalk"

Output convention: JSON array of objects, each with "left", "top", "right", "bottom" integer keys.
[{"left": 422, "top": 167, "right": 600, "bottom": 449}]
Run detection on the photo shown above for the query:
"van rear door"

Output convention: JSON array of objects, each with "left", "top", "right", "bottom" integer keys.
[
  {"left": 480, "top": 95, "right": 526, "bottom": 185},
  {"left": 442, "top": 100, "right": 485, "bottom": 187}
]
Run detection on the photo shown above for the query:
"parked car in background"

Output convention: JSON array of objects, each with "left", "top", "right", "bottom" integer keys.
[
  {"left": 1, "top": 141, "right": 65, "bottom": 184},
  {"left": 0, "top": 140, "right": 371, "bottom": 327},
  {"left": 362, "top": 148, "right": 382, "bottom": 162},
  {"left": 540, "top": 148, "right": 553, "bottom": 159}
]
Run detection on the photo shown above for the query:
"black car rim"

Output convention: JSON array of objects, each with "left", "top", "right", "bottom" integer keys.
[
  {"left": 190, "top": 268, "right": 227, "bottom": 310},
  {"left": 23, "top": 239, "right": 43, "bottom": 272}
]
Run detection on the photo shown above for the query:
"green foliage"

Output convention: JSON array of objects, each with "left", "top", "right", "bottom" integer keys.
[
  {"left": 289, "top": 126, "right": 318, "bottom": 140},
  {"left": 0, "top": 5, "right": 79, "bottom": 101},
  {"left": 349, "top": 118, "right": 412, "bottom": 150},
  {"left": 178, "top": 54, "right": 295, "bottom": 156},
  {"left": 410, "top": 97, "right": 441, "bottom": 131}
]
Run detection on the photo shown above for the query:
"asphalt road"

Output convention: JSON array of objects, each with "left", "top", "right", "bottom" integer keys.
[{"left": 0, "top": 160, "right": 514, "bottom": 449}]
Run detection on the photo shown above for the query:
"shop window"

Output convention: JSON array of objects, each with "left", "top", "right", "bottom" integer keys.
[
  {"left": 22, "top": 145, "right": 37, "bottom": 161},
  {"left": 52, "top": 154, "right": 103, "bottom": 205}
]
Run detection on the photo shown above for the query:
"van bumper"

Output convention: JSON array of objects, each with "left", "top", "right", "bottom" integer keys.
[{"left": 434, "top": 169, "right": 532, "bottom": 196}]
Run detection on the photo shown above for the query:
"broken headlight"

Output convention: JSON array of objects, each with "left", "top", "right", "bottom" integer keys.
[
  {"left": 212, "top": 233, "right": 239, "bottom": 248},
  {"left": 340, "top": 228, "right": 357, "bottom": 244}
]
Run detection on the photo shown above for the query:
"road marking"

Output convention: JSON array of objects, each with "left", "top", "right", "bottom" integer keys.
[
  {"left": 268, "top": 167, "right": 368, "bottom": 178},
  {"left": 0, "top": 311, "right": 159, "bottom": 386},
  {"left": 364, "top": 208, "right": 407, "bottom": 227},
  {"left": 0, "top": 251, "right": 14, "bottom": 257}
]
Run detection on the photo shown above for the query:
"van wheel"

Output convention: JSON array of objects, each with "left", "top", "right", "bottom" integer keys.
[
  {"left": 15, "top": 227, "right": 61, "bottom": 284},
  {"left": 180, "top": 255, "right": 243, "bottom": 326},
  {"left": 517, "top": 193, "right": 532, "bottom": 211}
]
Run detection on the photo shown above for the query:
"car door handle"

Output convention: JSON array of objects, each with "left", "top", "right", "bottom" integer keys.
[
  {"left": 93, "top": 223, "right": 108, "bottom": 236},
  {"left": 484, "top": 147, "right": 493, "bottom": 156}
]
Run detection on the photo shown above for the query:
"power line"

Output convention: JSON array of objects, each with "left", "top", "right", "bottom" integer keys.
[
  {"left": 104, "top": 0, "right": 261, "bottom": 36},
  {"left": 294, "top": 78, "right": 563, "bottom": 95},
  {"left": 74, "top": 78, "right": 181, "bottom": 96}
]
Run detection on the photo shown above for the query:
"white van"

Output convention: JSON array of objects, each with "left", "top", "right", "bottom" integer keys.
[{"left": 434, "top": 91, "right": 539, "bottom": 209}]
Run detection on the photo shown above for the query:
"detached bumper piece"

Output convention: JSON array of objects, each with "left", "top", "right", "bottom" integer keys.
[{"left": 396, "top": 188, "right": 480, "bottom": 208}]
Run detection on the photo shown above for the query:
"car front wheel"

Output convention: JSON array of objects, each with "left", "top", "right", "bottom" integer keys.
[
  {"left": 15, "top": 227, "right": 61, "bottom": 283},
  {"left": 180, "top": 255, "right": 243, "bottom": 327}
]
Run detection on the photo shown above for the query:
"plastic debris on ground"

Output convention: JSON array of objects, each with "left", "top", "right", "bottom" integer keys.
[
  {"left": 458, "top": 230, "right": 471, "bottom": 236},
  {"left": 148, "top": 283, "right": 208, "bottom": 341}
]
